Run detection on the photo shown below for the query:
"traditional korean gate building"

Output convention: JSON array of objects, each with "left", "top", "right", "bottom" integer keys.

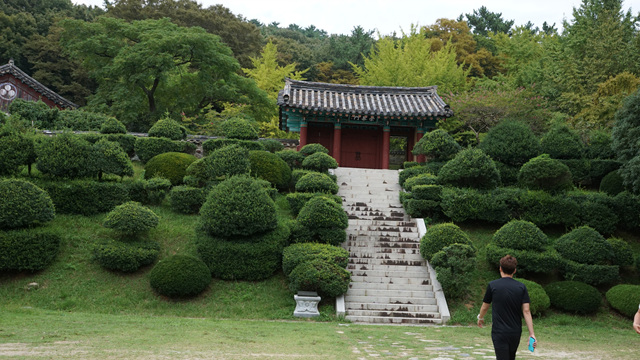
[
  {"left": 0, "top": 59, "right": 77, "bottom": 112},
  {"left": 277, "top": 78, "right": 454, "bottom": 169}
]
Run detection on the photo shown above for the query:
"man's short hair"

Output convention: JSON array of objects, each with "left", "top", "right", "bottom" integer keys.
[{"left": 500, "top": 255, "right": 517, "bottom": 275}]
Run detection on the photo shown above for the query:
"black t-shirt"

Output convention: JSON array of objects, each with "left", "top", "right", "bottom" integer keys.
[{"left": 482, "top": 277, "right": 530, "bottom": 335}]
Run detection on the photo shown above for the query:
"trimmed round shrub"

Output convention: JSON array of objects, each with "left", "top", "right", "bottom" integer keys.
[
  {"left": 518, "top": 154, "right": 573, "bottom": 193},
  {"left": 606, "top": 284, "right": 640, "bottom": 318},
  {"left": 492, "top": 220, "right": 548, "bottom": 252},
  {"left": 438, "top": 148, "right": 500, "bottom": 189},
  {"left": 103, "top": 201, "right": 159, "bottom": 236},
  {"left": 516, "top": 279, "right": 550, "bottom": 316},
  {"left": 282, "top": 243, "right": 349, "bottom": 275},
  {"left": 577, "top": 200, "right": 618, "bottom": 235},
  {"left": 168, "top": 186, "right": 206, "bottom": 214},
  {"left": 297, "top": 196, "right": 348, "bottom": 231},
  {"left": 299, "top": 143, "right": 329, "bottom": 157},
  {"left": 249, "top": 150, "right": 292, "bottom": 190},
  {"left": 554, "top": 226, "right": 612, "bottom": 265},
  {"left": 144, "top": 152, "right": 197, "bottom": 185},
  {"left": 0, "top": 132, "right": 32, "bottom": 175},
  {"left": 196, "top": 221, "right": 290, "bottom": 280},
  {"left": 149, "top": 255, "right": 211, "bottom": 298},
  {"left": 259, "top": 138, "right": 284, "bottom": 153},
  {"left": 585, "top": 130, "right": 614, "bottom": 160},
  {"left": 544, "top": 281, "right": 602, "bottom": 314},
  {"left": 561, "top": 260, "right": 619, "bottom": 286},
  {"left": 220, "top": 117, "right": 258, "bottom": 140},
  {"left": 540, "top": 125, "right": 584, "bottom": 159},
  {"left": 302, "top": 152, "right": 338, "bottom": 173},
  {"left": 144, "top": 177, "right": 172, "bottom": 205},
  {"left": 518, "top": 190, "right": 580, "bottom": 227},
  {"left": 148, "top": 118, "right": 186, "bottom": 140},
  {"left": 33, "top": 178, "right": 129, "bottom": 215},
  {"left": 419, "top": 223, "right": 473, "bottom": 261},
  {"left": 612, "top": 191, "right": 640, "bottom": 231},
  {"left": 295, "top": 172, "right": 338, "bottom": 194},
  {"left": 0, "top": 228, "right": 61, "bottom": 271},
  {"left": 202, "top": 138, "right": 265, "bottom": 155},
  {"left": 134, "top": 137, "right": 186, "bottom": 163},
  {"left": 607, "top": 237, "right": 635, "bottom": 267},
  {"left": 599, "top": 170, "right": 625, "bottom": 196},
  {"left": 35, "top": 132, "right": 96, "bottom": 179},
  {"left": 485, "top": 244, "right": 561, "bottom": 274},
  {"left": 93, "top": 138, "right": 134, "bottom": 178},
  {"left": 412, "top": 129, "right": 461, "bottom": 161},
  {"left": 430, "top": 243, "right": 476, "bottom": 299},
  {"left": 276, "top": 149, "right": 304, "bottom": 169},
  {"left": 288, "top": 258, "right": 350, "bottom": 298},
  {"left": 399, "top": 166, "right": 432, "bottom": 188},
  {"left": 199, "top": 176, "right": 277, "bottom": 238},
  {"left": 0, "top": 179, "right": 55, "bottom": 229},
  {"left": 100, "top": 117, "right": 127, "bottom": 134},
  {"left": 412, "top": 185, "right": 442, "bottom": 201},
  {"left": 403, "top": 173, "right": 437, "bottom": 192},
  {"left": 92, "top": 240, "right": 160, "bottom": 272},
  {"left": 207, "top": 144, "right": 251, "bottom": 179},
  {"left": 286, "top": 192, "right": 342, "bottom": 216},
  {"left": 479, "top": 121, "right": 541, "bottom": 166}
]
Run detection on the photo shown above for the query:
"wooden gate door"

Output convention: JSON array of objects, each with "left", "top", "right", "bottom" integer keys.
[{"left": 340, "top": 127, "right": 380, "bottom": 168}]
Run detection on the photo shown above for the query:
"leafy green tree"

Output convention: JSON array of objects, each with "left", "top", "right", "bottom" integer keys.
[
  {"left": 60, "top": 17, "right": 270, "bottom": 130},
  {"left": 459, "top": 6, "right": 514, "bottom": 36},
  {"left": 490, "top": 27, "right": 547, "bottom": 88},
  {"left": 104, "top": 0, "right": 262, "bottom": 68},
  {"left": 353, "top": 26, "right": 470, "bottom": 93},
  {"left": 612, "top": 88, "right": 640, "bottom": 162}
]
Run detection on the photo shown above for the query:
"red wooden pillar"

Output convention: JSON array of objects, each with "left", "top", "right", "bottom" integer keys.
[
  {"left": 332, "top": 122, "right": 341, "bottom": 165},
  {"left": 415, "top": 128, "right": 425, "bottom": 163},
  {"left": 297, "top": 120, "right": 308, "bottom": 151},
  {"left": 382, "top": 125, "right": 391, "bottom": 169}
]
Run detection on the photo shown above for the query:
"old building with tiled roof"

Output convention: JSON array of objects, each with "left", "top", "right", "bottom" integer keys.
[
  {"left": 278, "top": 78, "right": 453, "bottom": 169},
  {"left": 0, "top": 59, "right": 77, "bottom": 112}
]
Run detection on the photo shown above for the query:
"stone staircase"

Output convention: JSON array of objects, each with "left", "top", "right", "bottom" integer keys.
[{"left": 335, "top": 167, "right": 448, "bottom": 325}]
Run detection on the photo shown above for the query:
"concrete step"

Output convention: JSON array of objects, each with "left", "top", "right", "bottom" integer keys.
[
  {"left": 348, "top": 253, "right": 423, "bottom": 261},
  {"left": 349, "top": 270, "right": 431, "bottom": 279},
  {"left": 346, "top": 302, "right": 439, "bottom": 313},
  {"left": 348, "top": 250, "right": 421, "bottom": 259},
  {"left": 346, "top": 288, "right": 435, "bottom": 298},
  {"left": 347, "top": 258, "right": 425, "bottom": 268},
  {"left": 345, "top": 309, "right": 441, "bottom": 319},
  {"left": 344, "top": 295, "right": 437, "bottom": 306},
  {"left": 351, "top": 275, "right": 430, "bottom": 290},
  {"left": 347, "top": 219, "right": 416, "bottom": 227},
  {"left": 349, "top": 281, "right": 433, "bottom": 291},
  {"left": 345, "top": 314, "right": 442, "bottom": 325}
]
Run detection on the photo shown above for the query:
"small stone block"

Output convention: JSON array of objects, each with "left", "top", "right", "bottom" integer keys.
[{"left": 293, "top": 292, "right": 321, "bottom": 317}]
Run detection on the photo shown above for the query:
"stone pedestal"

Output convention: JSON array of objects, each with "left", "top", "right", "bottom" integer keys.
[{"left": 293, "top": 291, "right": 321, "bottom": 318}]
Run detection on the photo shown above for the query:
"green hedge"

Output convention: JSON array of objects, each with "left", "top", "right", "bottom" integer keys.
[
  {"left": 540, "top": 125, "right": 584, "bottom": 159},
  {"left": 0, "top": 179, "right": 55, "bottom": 230},
  {"left": 56, "top": 109, "right": 113, "bottom": 131},
  {"left": 31, "top": 179, "right": 129, "bottom": 215},
  {"left": 285, "top": 192, "right": 342, "bottom": 217},
  {"left": 439, "top": 187, "right": 513, "bottom": 224},
  {"left": 430, "top": 243, "right": 476, "bottom": 299},
  {"left": 295, "top": 172, "right": 338, "bottom": 194},
  {"left": 518, "top": 190, "right": 580, "bottom": 227},
  {"left": 516, "top": 279, "right": 550, "bottom": 316},
  {"left": 199, "top": 176, "right": 277, "bottom": 238},
  {"left": 93, "top": 138, "right": 134, "bottom": 179},
  {"left": 544, "top": 281, "right": 601, "bottom": 314},
  {"left": 148, "top": 118, "right": 186, "bottom": 140},
  {"left": 196, "top": 221, "right": 290, "bottom": 281},
  {"left": 606, "top": 284, "right": 640, "bottom": 318},
  {"left": 282, "top": 243, "right": 349, "bottom": 276},
  {"left": 299, "top": 143, "right": 328, "bottom": 157},
  {"left": 600, "top": 170, "right": 625, "bottom": 196},
  {"left": 134, "top": 137, "right": 192, "bottom": 163},
  {"left": 144, "top": 177, "right": 172, "bottom": 205},
  {"left": 276, "top": 149, "right": 304, "bottom": 169},
  {"left": 492, "top": 220, "right": 547, "bottom": 252},
  {"left": 206, "top": 144, "right": 251, "bottom": 179},
  {"left": 100, "top": 117, "right": 127, "bottom": 134},
  {"left": 485, "top": 244, "right": 561, "bottom": 274},
  {"left": 302, "top": 152, "right": 338, "bottom": 173},
  {"left": 399, "top": 165, "right": 433, "bottom": 188},
  {"left": 478, "top": 120, "right": 540, "bottom": 167},
  {"left": 518, "top": 154, "right": 574, "bottom": 193},
  {"left": 607, "top": 237, "right": 635, "bottom": 267},
  {"left": 92, "top": 240, "right": 160, "bottom": 272},
  {"left": 412, "top": 185, "right": 442, "bottom": 201},
  {"left": 103, "top": 201, "right": 159, "bottom": 236},
  {"left": 249, "top": 150, "right": 292, "bottom": 190},
  {"left": 560, "top": 260, "right": 619, "bottom": 286},
  {"left": 403, "top": 173, "right": 437, "bottom": 192},
  {"left": 220, "top": 118, "right": 258, "bottom": 140},
  {"left": 258, "top": 139, "right": 284, "bottom": 153},
  {"left": 0, "top": 228, "right": 61, "bottom": 271},
  {"left": 144, "top": 152, "right": 197, "bottom": 185},
  {"left": 168, "top": 186, "right": 206, "bottom": 214},
  {"left": 149, "top": 255, "right": 211, "bottom": 298},
  {"left": 404, "top": 199, "right": 440, "bottom": 219},
  {"left": 0, "top": 132, "right": 32, "bottom": 175},
  {"left": 419, "top": 223, "right": 473, "bottom": 261},
  {"left": 612, "top": 192, "right": 640, "bottom": 231},
  {"left": 438, "top": 148, "right": 500, "bottom": 189},
  {"left": 411, "top": 129, "right": 461, "bottom": 161},
  {"left": 297, "top": 196, "right": 348, "bottom": 230},
  {"left": 288, "top": 258, "right": 350, "bottom": 297},
  {"left": 202, "top": 138, "right": 264, "bottom": 155},
  {"left": 35, "top": 132, "right": 96, "bottom": 179},
  {"left": 554, "top": 226, "right": 612, "bottom": 265}
]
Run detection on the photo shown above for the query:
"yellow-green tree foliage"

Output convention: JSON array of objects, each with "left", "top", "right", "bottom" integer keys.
[{"left": 352, "top": 26, "right": 470, "bottom": 94}]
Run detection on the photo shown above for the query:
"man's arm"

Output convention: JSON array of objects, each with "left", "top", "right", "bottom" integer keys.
[
  {"left": 522, "top": 303, "right": 537, "bottom": 348},
  {"left": 634, "top": 308, "right": 640, "bottom": 334},
  {"left": 477, "top": 302, "right": 490, "bottom": 328}
]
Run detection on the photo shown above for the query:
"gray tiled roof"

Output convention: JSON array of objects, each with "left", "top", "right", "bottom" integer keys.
[
  {"left": 277, "top": 78, "right": 453, "bottom": 118},
  {"left": 0, "top": 60, "right": 77, "bottom": 109}
]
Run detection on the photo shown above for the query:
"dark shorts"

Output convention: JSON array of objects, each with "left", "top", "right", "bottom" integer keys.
[{"left": 491, "top": 332, "right": 521, "bottom": 360}]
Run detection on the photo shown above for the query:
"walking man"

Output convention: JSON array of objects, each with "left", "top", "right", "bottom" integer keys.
[{"left": 477, "top": 255, "right": 537, "bottom": 360}]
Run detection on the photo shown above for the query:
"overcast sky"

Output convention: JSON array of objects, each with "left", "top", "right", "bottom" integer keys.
[{"left": 71, "top": 0, "right": 640, "bottom": 36}]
